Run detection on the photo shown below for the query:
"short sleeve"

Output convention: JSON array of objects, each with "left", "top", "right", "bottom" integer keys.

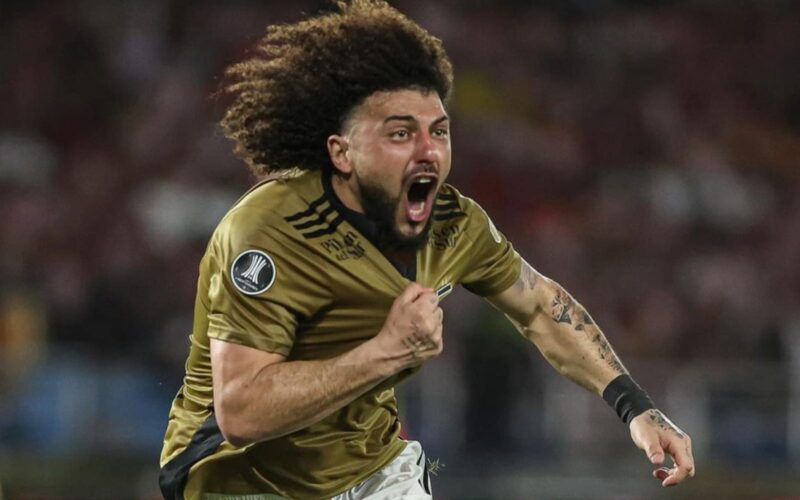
[
  {"left": 205, "top": 208, "right": 300, "bottom": 356},
  {"left": 458, "top": 199, "right": 521, "bottom": 297}
]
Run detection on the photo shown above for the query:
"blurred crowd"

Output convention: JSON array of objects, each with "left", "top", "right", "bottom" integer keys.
[{"left": 1, "top": 0, "right": 799, "bottom": 477}]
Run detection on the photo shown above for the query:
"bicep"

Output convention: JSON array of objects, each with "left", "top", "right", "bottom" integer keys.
[
  {"left": 210, "top": 338, "right": 286, "bottom": 396},
  {"left": 485, "top": 259, "right": 545, "bottom": 325}
]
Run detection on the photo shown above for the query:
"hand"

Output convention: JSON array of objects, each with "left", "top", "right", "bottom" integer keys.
[
  {"left": 629, "top": 409, "right": 695, "bottom": 487},
  {"left": 373, "top": 282, "right": 444, "bottom": 371}
]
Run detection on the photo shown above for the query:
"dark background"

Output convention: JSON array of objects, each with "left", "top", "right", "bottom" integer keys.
[{"left": 1, "top": 1, "right": 799, "bottom": 498}]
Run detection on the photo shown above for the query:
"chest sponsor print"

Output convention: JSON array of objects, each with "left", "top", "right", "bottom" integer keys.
[
  {"left": 428, "top": 223, "right": 462, "bottom": 250},
  {"left": 320, "top": 230, "right": 366, "bottom": 261}
]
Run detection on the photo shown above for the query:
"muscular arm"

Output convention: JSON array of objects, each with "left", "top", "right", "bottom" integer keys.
[
  {"left": 486, "top": 260, "right": 625, "bottom": 395},
  {"left": 212, "top": 283, "right": 443, "bottom": 447},
  {"left": 211, "top": 339, "right": 392, "bottom": 447},
  {"left": 487, "top": 259, "right": 695, "bottom": 486}
]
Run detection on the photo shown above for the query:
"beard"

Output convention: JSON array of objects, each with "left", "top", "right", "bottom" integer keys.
[{"left": 359, "top": 179, "right": 433, "bottom": 252}]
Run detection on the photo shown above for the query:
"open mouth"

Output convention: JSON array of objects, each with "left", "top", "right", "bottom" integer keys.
[{"left": 404, "top": 175, "right": 438, "bottom": 223}]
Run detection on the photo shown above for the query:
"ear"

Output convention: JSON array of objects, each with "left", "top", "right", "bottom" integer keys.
[{"left": 327, "top": 135, "right": 353, "bottom": 175}]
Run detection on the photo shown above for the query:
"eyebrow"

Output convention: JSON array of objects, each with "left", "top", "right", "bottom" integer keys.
[{"left": 383, "top": 114, "right": 450, "bottom": 125}]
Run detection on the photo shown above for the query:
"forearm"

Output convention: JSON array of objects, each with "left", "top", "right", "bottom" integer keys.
[
  {"left": 489, "top": 262, "right": 694, "bottom": 484},
  {"left": 216, "top": 340, "right": 396, "bottom": 446},
  {"left": 516, "top": 277, "right": 627, "bottom": 396},
  {"left": 518, "top": 275, "right": 692, "bottom": 483},
  {"left": 215, "top": 283, "right": 443, "bottom": 447}
]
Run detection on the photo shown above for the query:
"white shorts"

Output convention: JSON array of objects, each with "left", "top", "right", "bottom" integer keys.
[
  {"left": 329, "top": 440, "right": 432, "bottom": 500},
  {"left": 199, "top": 441, "right": 432, "bottom": 500}
]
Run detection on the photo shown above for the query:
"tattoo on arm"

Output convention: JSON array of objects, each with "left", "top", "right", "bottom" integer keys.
[
  {"left": 592, "top": 332, "right": 625, "bottom": 374},
  {"left": 515, "top": 262, "right": 540, "bottom": 293},
  {"left": 549, "top": 285, "right": 623, "bottom": 374},
  {"left": 550, "top": 290, "right": 594, "bottom": 330},
  {"left": 551, "top": 290, "right": 574, "bottom": 325},
  {"left": 522, "top": 263, "right": 539, "bottom": 291}
]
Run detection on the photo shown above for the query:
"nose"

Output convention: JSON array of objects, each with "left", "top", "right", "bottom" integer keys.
[{"left": 414, "top": 130, "right": 438, "bottom": 164}]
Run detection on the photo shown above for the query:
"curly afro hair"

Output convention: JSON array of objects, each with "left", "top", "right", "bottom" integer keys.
[{"left": 220, "top": 0, "right": 453, "bottom": 176}]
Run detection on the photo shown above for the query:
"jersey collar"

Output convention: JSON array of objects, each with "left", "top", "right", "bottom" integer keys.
[{"left": 321, "top": 168, "right": 417, "bottom": 281}]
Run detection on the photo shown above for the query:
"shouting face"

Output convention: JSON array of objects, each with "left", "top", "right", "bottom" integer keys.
[{"left": 327, "top": 88, "right": 452, "bottom": 250}]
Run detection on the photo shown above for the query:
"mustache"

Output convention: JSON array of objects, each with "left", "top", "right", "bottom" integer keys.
[{"left": 406, "top": 162, "right": 438, "bottom": 179}]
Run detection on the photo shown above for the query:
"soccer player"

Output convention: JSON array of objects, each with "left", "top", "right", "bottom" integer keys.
[{"left": 159, "top": 1, "right": 695, "bottom": 498}]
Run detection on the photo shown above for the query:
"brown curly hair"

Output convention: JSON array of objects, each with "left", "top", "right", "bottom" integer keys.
[{"left": 220, "top": 0, "right": 454, "bottom": 176}]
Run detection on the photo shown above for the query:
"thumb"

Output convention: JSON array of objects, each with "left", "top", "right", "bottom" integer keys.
[
  {"left": 645, "top": 441, "right": 665, "bottom": 465},
  {"left": 398, "top": 282, "right": 432, "bottom": 303}
]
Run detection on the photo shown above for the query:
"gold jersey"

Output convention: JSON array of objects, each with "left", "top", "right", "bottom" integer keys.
[{"left": 159, "top": 168, "right": 521, "bottom": 499}]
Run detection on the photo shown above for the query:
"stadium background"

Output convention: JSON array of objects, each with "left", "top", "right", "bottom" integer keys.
[{"left": 1, "top": 0, "right": 799, "bottom": 498}]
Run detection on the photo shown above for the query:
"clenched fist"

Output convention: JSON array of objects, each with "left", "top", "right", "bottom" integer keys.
[{"left": 372, "top": 282, "right": 444, "bottom": 371}]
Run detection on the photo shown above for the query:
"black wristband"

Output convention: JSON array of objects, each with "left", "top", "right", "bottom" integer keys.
[{"left": 602, "top": 374, "right": 655, "bottom": 424}]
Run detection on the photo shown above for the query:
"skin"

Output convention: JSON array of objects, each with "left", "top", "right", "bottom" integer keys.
[
  {"left": 487, "top": 259, "right": 696, "bottom": 487},
  {"left": 212, "top": 90, "right": 450, "bottom": 447},
  {"left": 212, "top": 282, "right": 442, "bottom": 447},
  {"left": 327, "top": 88, "right": 452, "bottom": 246},
  {"left": 213, "top": 88, "right": 694, "bottom": 487}
]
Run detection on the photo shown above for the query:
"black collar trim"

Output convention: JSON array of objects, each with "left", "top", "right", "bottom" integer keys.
[{"left": 321, "top": 169, "right": 417, "bottom": 281}]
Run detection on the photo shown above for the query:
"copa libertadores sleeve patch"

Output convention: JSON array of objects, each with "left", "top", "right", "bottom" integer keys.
[{"left": 230, "top": 250, "right": 277, "bottom": 295}]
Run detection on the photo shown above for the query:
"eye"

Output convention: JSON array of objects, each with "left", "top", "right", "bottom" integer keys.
[
  {"left": 390, "top": 129, "right": 410, "bottom": 140},
  {"left": 433, "top": 128, "right": 449, "bottom": 138}
]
